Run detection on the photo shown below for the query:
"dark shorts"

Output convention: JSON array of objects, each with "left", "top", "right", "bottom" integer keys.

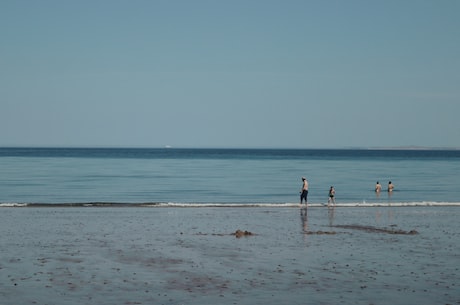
[{"left": 300, "top": 190, "right": 308, "bottom": 201}]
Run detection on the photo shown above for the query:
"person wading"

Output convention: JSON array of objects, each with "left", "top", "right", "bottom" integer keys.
[{"left": 300, "top": 177, "right": 308, "bottom": 207}]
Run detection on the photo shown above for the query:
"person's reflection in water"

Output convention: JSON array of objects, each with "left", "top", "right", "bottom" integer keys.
[
  {"left": 328, "top": 205, "right": 336, "bottom": 227},
  {"left": 300, "top": 207, "right": 308, "bottom": 233}
]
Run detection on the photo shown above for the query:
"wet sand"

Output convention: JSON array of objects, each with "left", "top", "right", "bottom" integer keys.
[{"left": 0, "top": 206, "right": 459, "bottom": 305}]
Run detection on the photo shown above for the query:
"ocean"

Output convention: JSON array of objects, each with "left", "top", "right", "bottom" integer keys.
[
  {"left": 1, "top": 147, "right": 460, "bottom": 206},
  {"left": 1, "top": 148, "right": 459, "bottom": 304}
]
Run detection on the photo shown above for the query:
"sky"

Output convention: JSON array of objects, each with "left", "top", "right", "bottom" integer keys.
[{"left": 1, "top": 0, "right": 459, "bottom": 148}]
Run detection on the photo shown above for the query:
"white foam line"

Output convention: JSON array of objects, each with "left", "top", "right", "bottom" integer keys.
[
  {"left": 144, "top": 202, "right": 460, "bottom": 208},
  {"left": 0, "top": 203, "right": 29, "bottom": 207},
  {"left": 2, "top": 202, "right": 460, "bottom": 208}
]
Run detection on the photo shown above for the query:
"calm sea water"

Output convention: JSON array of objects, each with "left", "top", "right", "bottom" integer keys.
[{"left": 1, "top": 148, "right": 460, "bottom": 206}]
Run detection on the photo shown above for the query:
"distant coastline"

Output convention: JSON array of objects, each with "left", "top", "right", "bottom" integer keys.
[{"left": 367, "top": 146, "right": 460, "bottom": 151}]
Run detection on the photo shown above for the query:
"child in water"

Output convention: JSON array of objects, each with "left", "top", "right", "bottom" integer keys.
[{"left": 328, "top": 186, "right": 336, "bottom": 206}]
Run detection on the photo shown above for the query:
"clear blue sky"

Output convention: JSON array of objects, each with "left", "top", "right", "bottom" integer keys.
[{"left": 1, "top": 0, "right": 459, "bottom": 148}]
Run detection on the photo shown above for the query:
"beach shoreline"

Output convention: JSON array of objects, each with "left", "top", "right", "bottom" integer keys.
[
  {"left": 2, "top": 201, "right": 460, "bottom": 208},
  {"left": 1, "top": 206, "right": 459, "bottom": 305}
]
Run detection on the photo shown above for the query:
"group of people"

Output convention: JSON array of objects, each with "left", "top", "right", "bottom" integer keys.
[
  {"left": 375, "top": 181, "right": 394, "bottom": 193},
  {"left": 300, "top": 177, "right": 336, "bottom": 207},
  {"left": 299, "top": 177, "right": 395, "bottom": 207}
]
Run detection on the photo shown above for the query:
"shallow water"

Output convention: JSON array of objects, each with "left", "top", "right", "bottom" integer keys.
[
  {"left": 2, "top": 148, "right": 460, "bottom": 205},
  {"left": 0, "top": 206, "right": 459, "bottom": 305}
]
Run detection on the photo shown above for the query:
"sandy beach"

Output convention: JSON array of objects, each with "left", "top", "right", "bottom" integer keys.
[{"left": 1, "top": 206, "right": 459, "bottom": 305}]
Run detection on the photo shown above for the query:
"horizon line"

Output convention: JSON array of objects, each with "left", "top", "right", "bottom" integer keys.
[{"left": 1, "top": 145, "right": 459, "bottom": 151}]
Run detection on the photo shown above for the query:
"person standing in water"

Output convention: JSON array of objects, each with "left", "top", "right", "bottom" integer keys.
[
  {"left": 375, "top": 181, "right": 382, "bottom": 193},
  {"left": 300, "top": 177, "right": 308, "bottom": 207},
  {"left": 387, "top": 181, "right": 395, "bottom": 192},
  {"left": 328, "top": 186, "right": 336, "bottom": 206}
]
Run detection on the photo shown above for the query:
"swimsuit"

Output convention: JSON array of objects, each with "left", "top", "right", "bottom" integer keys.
[{"left": 300, "top": 190, "right": 308, "bottom": 201}]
